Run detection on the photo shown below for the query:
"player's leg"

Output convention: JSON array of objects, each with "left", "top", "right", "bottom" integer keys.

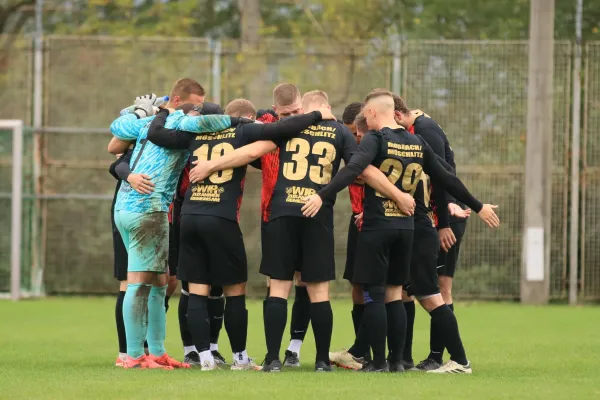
[
  {"left": 439, "top": 220, "right": 466, "bottom": 308},
  {"left": 114, "top": 210, "right": 163, "bottom": 369},
  {"left": 207, "top": 286, "right": 226, "bottom": 364},
  {"left": 385, "top": 230, "right": 413, "bottom": 373},
  {"left": 352, "top": 230, "right": 393, "bottom": 372},
  {"left": 178, "top": 281, "right": 200, "bottom": 366},
  {"left": 178, "top": 215, "right": 215, "bottom": 370},
  {"left": 302, "top": 218, "right": 336, "bottom": 372},
  {"left": 112, "top": 216, "right": 129, "bottom": 366},
  {"left": 412, "top": 225, "right": 471, "bottom": 374},
  {"left": 284, "top": 272, "right": 309, "bottom": 367},
  {"left": 260, "top": 217, "right": 299, "bottom": 372},
  {"left": 401, "top": 289, "right": 416, "bottom": 370}
]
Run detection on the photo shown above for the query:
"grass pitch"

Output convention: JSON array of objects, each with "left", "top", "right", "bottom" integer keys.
[{"left": 1, "top": 298, "right": 599, "bottom": 400}]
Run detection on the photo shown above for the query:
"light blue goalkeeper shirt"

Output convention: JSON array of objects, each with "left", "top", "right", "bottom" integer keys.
[{"left": 110, "top": 110, "right": 232, "bottom": 213}]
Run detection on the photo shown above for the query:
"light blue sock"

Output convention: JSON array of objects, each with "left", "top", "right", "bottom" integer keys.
[
  {"left": 123, "top": 283, "right": 151, "bottom": 359},
  {"left": 147, "top": 285, "right": 168, "bottom": 357}
]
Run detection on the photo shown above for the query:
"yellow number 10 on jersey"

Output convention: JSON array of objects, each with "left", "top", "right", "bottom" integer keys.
[{"left": 193, "top": 143, "right": 235, "bottom": 184}]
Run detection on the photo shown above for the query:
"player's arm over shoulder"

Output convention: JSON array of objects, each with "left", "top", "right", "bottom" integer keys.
[{"left": 147, "top": 109, "right": 195, "bottom": 150}]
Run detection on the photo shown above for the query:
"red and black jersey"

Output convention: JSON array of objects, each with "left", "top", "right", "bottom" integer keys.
[
  {"left": 348, "top": 181, "right": 365, "bottom": 215},
  {"left": 256, "top": 111, "right": 280, "bottom": 223},
  {"left": 168, "top": 164, "right": 190, "bottom": 224},
  {"left": 269, "top": 120, "right": 357, "bottom": 228}
]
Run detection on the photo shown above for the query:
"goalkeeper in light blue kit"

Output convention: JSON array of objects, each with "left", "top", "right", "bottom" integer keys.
[{"left": 108, "top": 78, "right": 240, "bottom": 369}]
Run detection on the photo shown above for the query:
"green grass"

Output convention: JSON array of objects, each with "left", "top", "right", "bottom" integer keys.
[{"left": 1, "top": 298, "right": 599, "bottom": 400}]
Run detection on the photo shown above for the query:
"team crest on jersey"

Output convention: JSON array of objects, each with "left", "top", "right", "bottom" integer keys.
[{"left": 285, "top": 186, "right": 316, "bottom": 204}]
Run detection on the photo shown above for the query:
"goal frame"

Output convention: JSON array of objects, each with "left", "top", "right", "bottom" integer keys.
[{"left": 1, "top": 120, "right": 24, "bottom": 301}]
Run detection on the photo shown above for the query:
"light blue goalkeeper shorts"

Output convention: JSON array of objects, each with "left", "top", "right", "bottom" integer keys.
[{"left": 114, "top": 210, "right": 169, "bottom": 274}]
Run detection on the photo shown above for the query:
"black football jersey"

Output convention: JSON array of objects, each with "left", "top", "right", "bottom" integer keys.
[{"left": 269, "top": 120, "right": 356, "bottom": 227}]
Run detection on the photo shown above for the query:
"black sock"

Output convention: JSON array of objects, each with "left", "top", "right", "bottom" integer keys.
[
  {"left": 208, "top": 286, "right": 225, "bottom": 346},
  {"left": 187, "top": 294, "right": 210, "bottom": 353},
  {"left": 224, "top": 295, "right": 248, "bottom": 354},
  {"left": 348, "top": 321, "right": 369, "bottom": 358},
  {"left": 448, "top": 303, "right": 454, "bottom": 312},
  {"left": 363, "top": 286, "right": 387, "bottom": 367},
  {"left": 386, "top": 300, "right": 407, "bottom": 364},
  {"left": 178, "top": 293, "right": 194, "bottom": 347},
  {"left": 165, "top": 295, "right": 170, "bottom": 313},
  {"left": 263, "top": 286, "right": 270, "bottom": 319},
  {"left": 429, "top": 305, "right": 468, "bottom": 365},
  {"left": 310, "top": 301, "right": 333, "bottom": 364},
  {"left": 290, "top": 286, "right": 310, "bottom": 341},
  {"left": 116, "top": 291, "right": 127, "bottom": 354},
  {"left": 351, "top": 304, "right": 365, "bottom": 336},
  {"left": 428, "top": 312, "right": 445, "bottom": 363},
  {"left": 403, "top": 301, "right": 415, "bottom": 362},
  {"left": 264, "top": 297, "right": 287, "bottom": 362}
]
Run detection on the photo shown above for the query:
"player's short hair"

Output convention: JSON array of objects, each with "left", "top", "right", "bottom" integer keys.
[
  {"left": 169, "top": 78, "right": 206, "bottom": 100},
  {"left": 225, "top": 99, "right": 257, "bottom": 118},
  {"left": 392, "top": 93, "right": 410, "bottom": 115},
  {"left": 273, "top": 83, "right": 301, "bottom": 107},
  {"left": 302, "top": 90, "right": 329, "bottom": 108},
  {"left": 364, "top": 88, "right": 394, "bottom": 104},
  {"left": 342, "top": 102, "right": 364, "bottom": 124},
  {"left": 201, "top": 102, "right": 224, "bottom": 115},
  {"left": 355, "top": 112, "right": 368, "bottom": 134}
]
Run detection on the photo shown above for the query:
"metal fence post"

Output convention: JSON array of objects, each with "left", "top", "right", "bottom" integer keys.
[
  {"left": 10, "top": 120, "right": 24, "bottom": 301},
  {"left": 212, "top": 40, "right": 222, "bottom": 107},
  {"left": 31, "top": 0, "right": 44, "bottom": 297},
  {"left": 392, "top": 38, "right": 401, "bottom": 95},
  {"left": 569, "top": 0, "right": 583, "bottom": 305}
]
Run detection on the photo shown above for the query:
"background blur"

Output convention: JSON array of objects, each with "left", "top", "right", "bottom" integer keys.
[{"left": 0, "top": 0, "right": 598, "bottom": 300}]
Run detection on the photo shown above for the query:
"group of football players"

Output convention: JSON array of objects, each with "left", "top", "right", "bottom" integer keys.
[{"left": 107, "top": 78, "right": 500, "bottom": 374}]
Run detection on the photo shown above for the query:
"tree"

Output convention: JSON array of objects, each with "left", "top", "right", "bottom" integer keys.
[{"left": 0, "top": 0, "right": 34, "bottom": 69}]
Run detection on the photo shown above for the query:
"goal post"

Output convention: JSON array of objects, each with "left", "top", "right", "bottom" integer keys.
[{"left": 0, "top": 120, "right": 24, "bottom": 301}]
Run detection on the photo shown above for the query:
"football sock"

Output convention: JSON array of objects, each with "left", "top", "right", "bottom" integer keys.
[
  {"left": 147, "top": 285, "right": 167, "bottom": 357},
  {"left": 263, "top": 286, "right": 270, "bottom": 318},
  {"left": 287, "top": 339, "right": 302, "bottom": 356},
  {"left": 165, "top": 295, "right": 170, "bottom": 313},
  {"left": 428, "top": 315, "right": 445, "bottom": 363},
  {"left": 430, "top": 304, "right": 468, "bottom": 365},
  {"left": 403, "top": 300, "right": 415, "bottom": 362},
  {"left": 233, "top": 350, "right": 250, "bottom": 365},
  {"left": 386, "top": 300, "right": 406, "bottom": 363},
  {"left": 224, "top": 295, "right": 248, "bottom": 354},
  {"left": 290, "top": 286, "right": 310, "bottom": 342},
  {"left": 310, "top": 301, "right": 333, "bottom": 364},
  {"left": 187, "top": 294, "right": 211, "bottom": 354},
  {"left": 178, "top": 292, "right": 194, "bottom": 347},
  {"left": 264, "top": 297, "right": 287, "bottom": 363},
  {"left": 348, "top": 320, "right": 369, "bottom": 358},
  {"left": 123, "top": 283, "right": 151, "bottom": 359},
  {"left": 448, "top": 303, "right": 454, "bottom": 312},
  {"left": 363, "top": 286, "right": 387, "bottom": 368},
  {"left": 116, "top": 290, "right": 127, "bottom": 354},
  {"left": 208, "top": 287, "right": 225, "bottom": 346},
  {"left": 199, "top": 349, "right": 214, "bottom": 364},
  {"left": 351, "top": 304, "right": 365, "bottom": 336},
  {"left": 184, "top": 346, "right": 197, "bottom": 356}
]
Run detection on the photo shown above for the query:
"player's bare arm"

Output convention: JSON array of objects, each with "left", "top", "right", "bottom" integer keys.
[{"left": 359, "top": 165, "right": 415, "bottom": 216}]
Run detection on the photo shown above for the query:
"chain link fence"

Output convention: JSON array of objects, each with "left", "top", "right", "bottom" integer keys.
[
  {"left": 582, "top": 42, "right": 600, "bottom": 301},
  {"left": 0, "top": 35, "right": 594, "bottom": 299}
]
